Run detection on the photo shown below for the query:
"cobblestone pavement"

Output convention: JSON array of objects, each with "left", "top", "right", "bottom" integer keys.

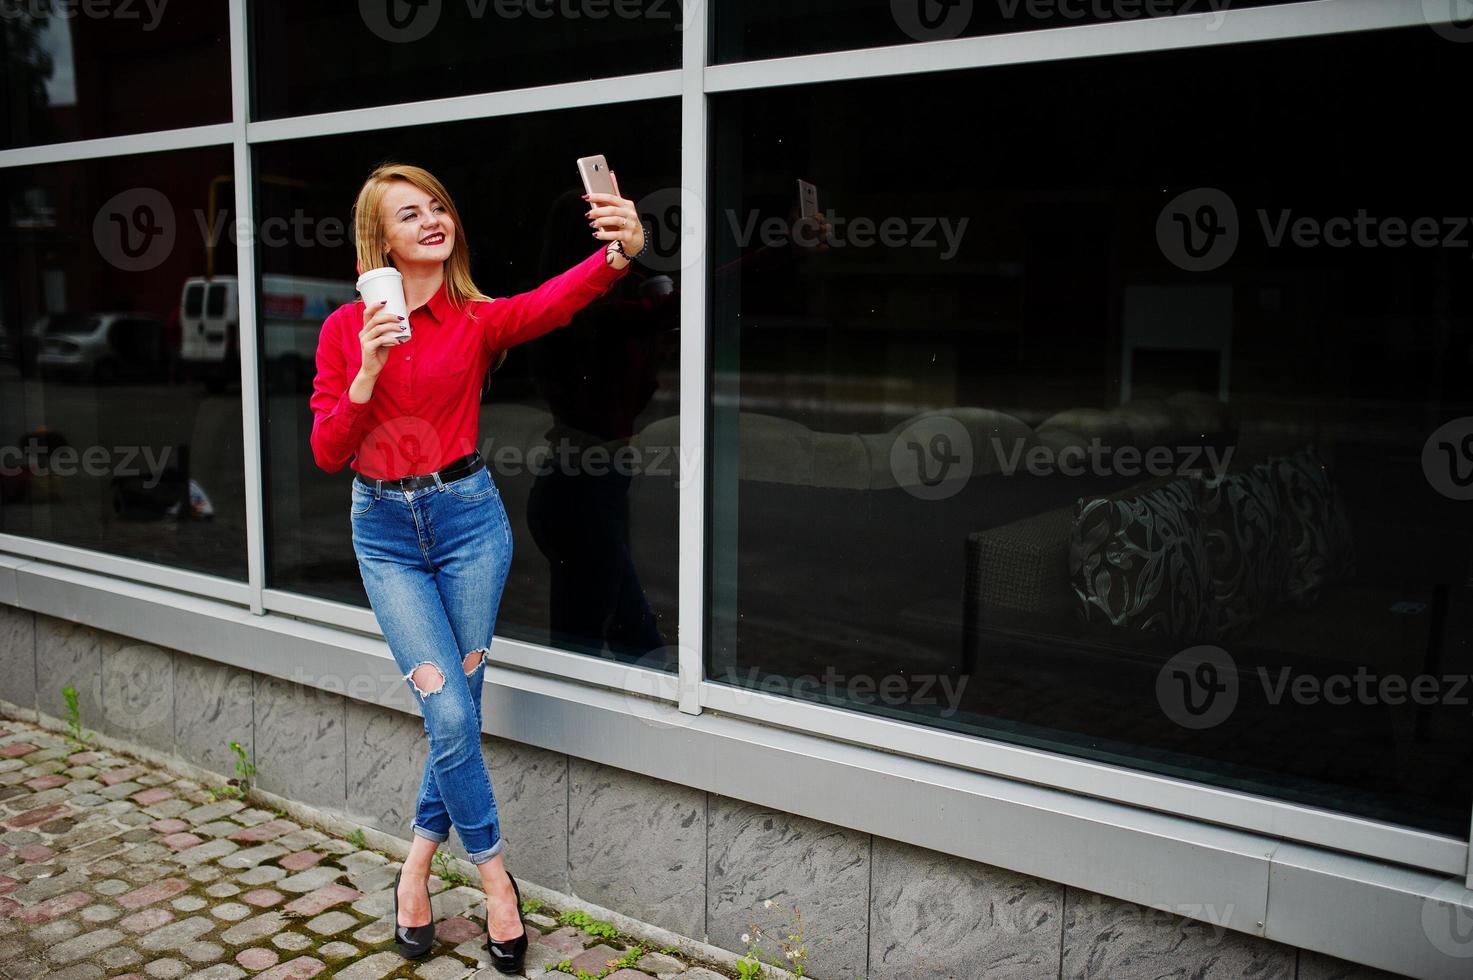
[{"left": 0, "top": 716, "right": 743, "bottom": 980}]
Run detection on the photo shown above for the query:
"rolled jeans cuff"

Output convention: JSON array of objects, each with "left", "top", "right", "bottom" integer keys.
[
  {"left": 412, "top": 824, "right": 449, "bottom": 844},
  {"left": 466, "top": 837, "right": 506, "bottom": 865}
]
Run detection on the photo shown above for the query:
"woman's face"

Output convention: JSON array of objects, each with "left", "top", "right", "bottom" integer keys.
[{"left": 379, "top": 181, "right": 456, "bottom": 268}]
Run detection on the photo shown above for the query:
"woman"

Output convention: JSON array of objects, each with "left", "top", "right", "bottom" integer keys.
[{"left": 309, "top": 162, "right": 646, "bottom": 973}]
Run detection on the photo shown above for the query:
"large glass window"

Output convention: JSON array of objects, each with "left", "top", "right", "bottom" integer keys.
[
  {"left": 714, "top": 0, "right": 1306, "bottom": 64},
  {"left": 248, "top": 1, "right": 682, "bottom": 121},
  {"left": 258, "top": 100, "right": 681, "bottom": 669},
  {"left": 0, "top": 147, "right": 246, "bottom": 578},
  {"left": 0, "top": 1, "right": 230, "bottom": 150},
  {"left": 708, "top": 26, "right": 1473, "bottom": 834}
]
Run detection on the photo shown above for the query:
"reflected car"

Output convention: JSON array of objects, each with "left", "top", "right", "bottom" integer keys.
[{"left": 35, "top": 313, "right": 173, "bottom": 384}]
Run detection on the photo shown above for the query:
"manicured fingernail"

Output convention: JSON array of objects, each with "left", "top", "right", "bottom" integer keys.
[{"left": 396, "top": 315, "right": 405, "bottom": 320}]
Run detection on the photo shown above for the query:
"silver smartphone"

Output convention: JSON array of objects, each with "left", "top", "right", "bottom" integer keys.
[
  {"left": 577, "top": 155, "right": 617, "bottom": 197},
  {"left": 797, "top": 178, "right": 819, "bottom": 220}
]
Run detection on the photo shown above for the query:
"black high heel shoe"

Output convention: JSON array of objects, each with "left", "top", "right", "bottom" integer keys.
[
  {"left": 392, "top": 866, "right": 436, "bottom": 960},
  {"left": 485, "top": 869, "right": 527, "bottom": 975}
]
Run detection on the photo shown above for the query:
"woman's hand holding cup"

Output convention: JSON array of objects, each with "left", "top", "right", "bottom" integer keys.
[{"left": 358, "top": 299, "right": 406, "bottom": 379}]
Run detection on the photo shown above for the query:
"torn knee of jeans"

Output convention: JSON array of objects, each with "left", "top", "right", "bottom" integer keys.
[
  {"left": 462, "top": 647, "right": 489, "bottom": 674},
  {"left": 406, "top": 662, "right": 446, "bottom": 697}
]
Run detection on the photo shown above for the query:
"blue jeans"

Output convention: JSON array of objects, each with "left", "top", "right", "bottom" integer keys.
[{"left": 350, "top": 463, "right": 512, "bottom": 864}]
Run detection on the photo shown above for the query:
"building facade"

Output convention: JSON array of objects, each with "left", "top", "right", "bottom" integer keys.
[{"left": 1, "top": 1, "right": 1470, "bottom": 977}]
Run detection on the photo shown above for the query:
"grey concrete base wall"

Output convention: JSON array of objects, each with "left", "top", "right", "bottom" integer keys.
[{"left": 0, "top": 601, "right": 1407, "bottom": 980}]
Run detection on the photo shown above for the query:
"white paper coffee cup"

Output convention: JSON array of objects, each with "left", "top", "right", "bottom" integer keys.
[{"left": 356, "top": 267, "right": 412, "bottom": 341}]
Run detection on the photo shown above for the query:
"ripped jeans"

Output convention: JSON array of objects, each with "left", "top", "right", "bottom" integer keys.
[{"left": 350, "top": 463, "right": 513, "bottom": 864}]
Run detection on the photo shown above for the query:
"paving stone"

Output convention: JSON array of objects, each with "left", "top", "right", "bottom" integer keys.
[
  {"left": 98, "top": 766, "right": 145, "bottom": 786},
  {"left": 283, "top": 882, "right": 360, "bottom": 916},
  {"left": 242, "top": 887, "right": 285, "bottom": 907},
  {"left": 138, "top": 914, "right": 216, "bottom": 951},
  {"left": 180, "top": 800, "right": 245, "bottom": 825},
  {"left": 181, "top": 940, "right": 225, "bottom": 962},
  {"left": 187, "top": 864, "right": 225, "bottom": 882},
  {"left": 47, "top": 927, "right": 124, "bottom": 964},
  {"left": 236, "top": 947, "right": 280, "bottom": 970},
  {"left": 80, "top": 902, "right": 120, "bottom": 922},
  {"left": 673, "top": 969, "right": 726, "bottom": 980},
  {"left": 334, "top": 950, "right": 406, "bottom": 980},
  {"left": 195, "top": 820, "right": 246, "bottom": 838},
  {"left": 120, "top": 907, "right": 176, "bottom": 933},
  {"left": 235, "top": 865, "right": 287, "bottom": 886},
  {"left": 256, "top": 955, "right": 327, "bottom": 978},
  {"left": 142, "top": 800, "right": 193, "bottom": 819},
  {"left": 273, "top": 829, "right": 329, "bottom": 850},
  {"left": 205, "top": 881, "right": 242, "bottom": 898},
  {"left": 220, "top": 842, "right": 288, "bottom": 868},
  {"left": 172, "top": 837, "right": 239, "bottom": 865},
  {"left": 159, "top": 833, "right": 203, "bottom": 851},
  {"left": 234, "top": 808, "right": 277, "bottom": 826},
  {"left": 277, "top": 865, "right": 343, "bottom": 893},
  {"left": 436, "top": 915, "right": 484, "bottom": 944},
  {"left": 526, "top": 911, "right": 560, "bottom": 931},
  {"left": 144, "top": 958, "right": 188, "bottom": 978},
  {"left": 130, "top": 788, "right": 176, "bottom": 806},
  {"left": 280, "top": 849, "right": 324, "bottom": 871},
  {"left": 415, "top": 956, "right": 473, "bottom": 979},
  {"left": 171, "top": 894, "right": 208, "bottom": 911},
  {"left": 100, "top": 782, "right": 146, "bottom": 800},
  {"left": 353, "top": 917, "right": 395, "bottom": 945},
  {"left": 32, "top": 917, "right": 83, "bottom": 944},
  {"left": 212, "top": 900, "right": 253, "bottom": 921},
  {"left": 570, "top": 943, "right": 626, "bottom": 975},
  {"left": 120, "top": 861, "right": 176, "bottom": 885},
  {"left": 221, "top": 910, "right": 289, "bottom": 945},
  {"left": 228, "top": 819, "right": 299, "bottom": 843},
  {"left": 122, "top": 842, "right": 172, "bottom": 864},
  {"left": 12, "top": 889, "right": 92, "bottom": 923},
  {"left": 605, "top": 971, "right": 659, "bottom": 980},
  {"left": 523, "top": 942, "right": 580, "bottom": 974},
  {"left": 118, "top": 877, "right": 191, "bottom": 909},
  {"left": 42, "top": 965, "right": 105, "bottom": 980},
  {"left": 538, "top": 925, "right": 591, "bottom": 955},
  {"left": 191, "top": 966, "right": 248, "bottom": 980},
  {"left": 635, "top": 952, "right": 686, "bottom": 975},
  {"left": 148, "top": 819, "right": 190, "bottom": 835},
  {"left": 273, "top": 931, "right": 313, "bottom": 951},
  {"left": 100, "top": 946, "right": 143, "bottom": 969},
  {"left": 306, "top": 909, "right": 359, "bottom": 935},
  {"left": 319, "top": 941, "right": 360, "bottom": 961}
]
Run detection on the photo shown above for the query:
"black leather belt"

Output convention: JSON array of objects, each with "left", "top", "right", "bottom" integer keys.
[{"left": 355, "top": 451, "right": 485, "bottom": 493}]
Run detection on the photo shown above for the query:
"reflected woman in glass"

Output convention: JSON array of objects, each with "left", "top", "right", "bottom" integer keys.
[{"left": 308, "top": 163, "right": 645, "bottom": 972}]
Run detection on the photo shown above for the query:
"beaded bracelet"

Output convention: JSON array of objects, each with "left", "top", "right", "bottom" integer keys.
[{"left": 605, "top": 220, "right": 650, "bottom": 264}]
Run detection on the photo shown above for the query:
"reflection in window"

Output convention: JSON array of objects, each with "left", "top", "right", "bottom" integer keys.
[
  {"left": 0, "top": 148, "right": 246, "bottom": 579},
  {"left": 714, "top": 0, "right": 1305, "bottom": 64},
  {"left": 708, "top": 27, "right": 1473, "bottom": 834},
  {"left": 249, "top": 1, "right": 680, "bottom": 120},
  {"left": 0, "top": 3, "right": 230, "bottom": 150},
  {"left": 258, "top": 101, "right": 681, "bottom": 669}
]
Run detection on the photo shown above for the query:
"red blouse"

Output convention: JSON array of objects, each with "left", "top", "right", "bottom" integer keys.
[{"left": 310, "top": 246, "right": 630, "bottom": 480}]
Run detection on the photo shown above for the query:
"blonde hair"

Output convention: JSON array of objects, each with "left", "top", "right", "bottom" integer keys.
[{"left": 351, "top": 163, "right": 492, "bottom": 312}]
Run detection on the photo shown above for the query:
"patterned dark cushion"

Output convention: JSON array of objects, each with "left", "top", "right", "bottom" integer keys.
[
  {"left": 1193, "top": 462, "right": 1288, "bottom": 639},
  {"left": 1069, "top": 478, "right": 1217, "bottom": 644},
  {"left": 1270, "top": 445, "right": 1355, "bottom": 609}
]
